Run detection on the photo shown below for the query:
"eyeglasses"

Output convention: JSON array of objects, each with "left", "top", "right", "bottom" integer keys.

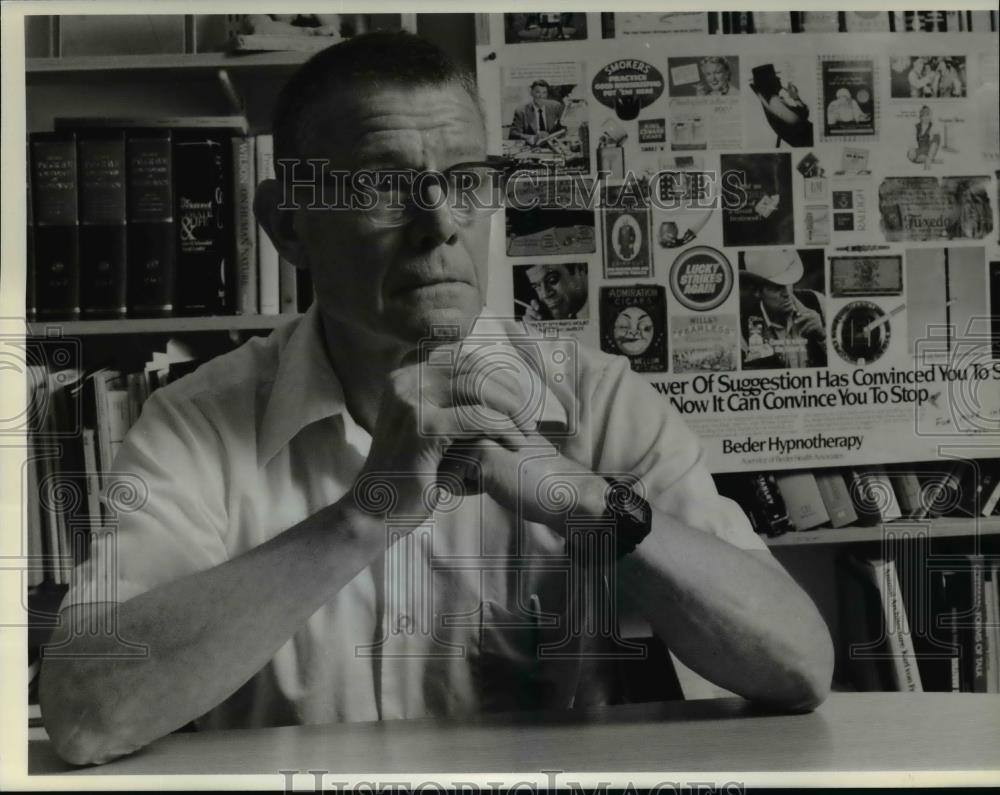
[{"left": 324, "top": 157, "right": 517, "bottom": 229}]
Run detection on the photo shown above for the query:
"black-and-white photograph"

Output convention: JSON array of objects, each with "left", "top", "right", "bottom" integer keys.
[
  {"left": 503, "top": 12, "right": 588, "bottom": 43},
  {"left": 720, "top": 152, "right": 795, "bottom": 246},
  {"left": 668, "top": 54, "right": 740, "bottom": 97},
  {"left": 738, "top": 248, "right": 827, "bottom": 369},
  {"left": 501, "top": 61, "right": 590, "bottom": 173},
  {"left": 889, "top": 55, "right": 967, "bottom": 99},
  {"left": 505, "top": 179, "right": 596, "bottom": 256},
  {"left": 821, "top": 58, "right": 877, "bottom": 139},
  {"left": 512, "top": 261, "right": 589, "bottom": 321},
  {"left": 6, "top": 6, "right": 1000, "bottom": 792}
]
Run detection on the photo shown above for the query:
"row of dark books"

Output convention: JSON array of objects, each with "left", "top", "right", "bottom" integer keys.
[
  {"left": 26, "top": 348, "right": 206, "bottom": 586},
  {"left": 840, "top": 551, "right": 1000, "bottom": 693},
  {"left": 715, "top": 460, "right": 1000, "bottom": 537},
  {"left": 28, "top": 117, "right": 312, "bottom": 321},
  {"left": 600, "top": 9, "right": 998, "bottom": 36}
]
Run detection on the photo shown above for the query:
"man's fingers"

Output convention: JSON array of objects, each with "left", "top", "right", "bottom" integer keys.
[
  {"left": 449, "top": 371, "right": 531, "bottom": 424},
  {"left": 420, "top": 404, "right": 526, "bottom": 446}
]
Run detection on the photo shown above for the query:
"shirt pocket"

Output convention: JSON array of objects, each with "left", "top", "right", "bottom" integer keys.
[{"left": 476, "top": 598, "right": 583, "bottom": 713}]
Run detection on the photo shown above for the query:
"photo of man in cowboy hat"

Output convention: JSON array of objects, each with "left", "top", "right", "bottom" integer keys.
[{"left": 739, "top": 249, "right": 827, "bottom": 369}]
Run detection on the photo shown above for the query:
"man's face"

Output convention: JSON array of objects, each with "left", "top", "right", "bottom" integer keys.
[
  {"left": 760, "top": 282, "right": 792, "bottom": 319},
  {"left": 293, "top": 83, "right": 491, "bottom": 346},
  {"left": 530, "top": 84, "right": 549, "bottom": 105},
  {"left": 527, "top": 263, "right": 586, "bottom": 319}
]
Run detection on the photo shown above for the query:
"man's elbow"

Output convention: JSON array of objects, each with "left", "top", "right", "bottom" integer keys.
[
  {"left": 40, "top": 665, "right": 142, "bottom": 766},
  {"left": 768, "top": 626, "right": 835, "bottom": 713}
]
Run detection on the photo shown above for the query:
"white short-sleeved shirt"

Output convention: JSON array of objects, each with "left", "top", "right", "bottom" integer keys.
[{"left": 63, "top": 303, "right": 767, "bottom": 728}]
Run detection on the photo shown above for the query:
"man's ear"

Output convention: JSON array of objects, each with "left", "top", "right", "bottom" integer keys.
[{"left": 253, "top": 178, "right": 309, "bottom": 270}]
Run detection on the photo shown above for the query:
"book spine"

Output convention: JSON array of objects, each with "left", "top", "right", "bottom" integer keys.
[
  {"left": 970, "top": 556, "right": 988, "bottom": 693},
  {"left": 960, "top": 464, "right": 999, "bottom": 517},
  {"left": 255, "top": 134, "right": 280, "bottom": 315},
  {"left": 815, "top": 471, "right": 858, "bottom": 528},
  {"left": 874, "top": 558, "right": 922, "bottom": 691},
  {"left": 232, "top": 136, "right": 258, "bottom": 315},
  {"left": 81, "top": 427, "right": 101, "bottom": 535},
  {"left": 30, "top": 132, "right": 80, "bottom": 320},
  {"left": 279, "top": 257, "right": 298, "bottom": 314},
  {"left": 26, "top": 446, "right": 43, "bottom": 587},
  {"left": 26, "top": 151, "right": 36, "bottom": 320},
  {"left": 78, "top": 131, "right": 127, "bottom": 318},
  {"left": 775, "top": 472, "right": 829, "bottom": 531},
  {"left": 889, "top": 469, "right": 924, "bottom": 519},
  {"left": 923, "top": 462, "right": 963, "bottom": 518},
  {"left": 745, "top": 472, "right": 792, "bottom": 537},
  {"left": 982, "top": 475, "right": 1000, "bottom": 517},
  {"left": 92, "top": 372, "right": 116, "bottom": 485},
  {"left": 174, "top": 129, "right": 234, "bottom": 315},
  {"left": 912, "top": 569, "right": 957, "bottom": 691},
  {"left": 849, "top": 467, "right": 901, "bottom": 525},
  {"left": 105, "top": 388, "right": 132, "bottom": 466},
  {"left": 984, "top": 566, "right": 999, "bottom": 693},
  {"left": 942, "top": 566, "right": 973, "bottom": 691},
  {"left": 840, "top": 553, "right": 894, "bottom": 690},
  {"left": 126, "top": 130, "right": 175, "bottom": 317}
]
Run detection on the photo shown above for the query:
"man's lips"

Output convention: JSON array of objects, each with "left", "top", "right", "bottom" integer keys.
[{"left": 391, "top": 277, "right": 473, "bottom": 296}]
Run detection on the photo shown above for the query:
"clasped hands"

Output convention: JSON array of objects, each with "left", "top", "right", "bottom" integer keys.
[{"left": 354, "top": 340, "right": 605, "bottom": 530}]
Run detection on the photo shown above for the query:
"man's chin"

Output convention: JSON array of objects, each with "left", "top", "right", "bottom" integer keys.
[{"left": 385, "top": 293, "right": 485, "bottom": 345}]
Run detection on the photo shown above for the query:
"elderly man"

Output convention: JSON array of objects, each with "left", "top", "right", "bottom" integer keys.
[{"left": 40, "top": 32, "right": 833, "bottom": 766}]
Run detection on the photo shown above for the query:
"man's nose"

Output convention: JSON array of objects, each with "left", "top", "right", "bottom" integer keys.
[{"left": 405, "top": 182, "right": 458, "bottom": 250}]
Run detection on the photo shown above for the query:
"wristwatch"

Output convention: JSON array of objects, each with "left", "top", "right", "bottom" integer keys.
[{"left": 602, "top": 477, "right": 653, "bottom": 558}]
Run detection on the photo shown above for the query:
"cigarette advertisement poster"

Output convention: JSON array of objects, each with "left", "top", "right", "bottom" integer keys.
[{"left": 478, "top": 25, "right": 1000, "bottom": 472}]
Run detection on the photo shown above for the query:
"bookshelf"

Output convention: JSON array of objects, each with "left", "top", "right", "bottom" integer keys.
[
  {"left": 26, "top": 51, "right": 312, "bottom": 75},
  {"left": 27, "top": 315, "right": 298, "bottom": 336},
  {"left": 765, "top": 517, "right": 1000, "bottom": 548}
]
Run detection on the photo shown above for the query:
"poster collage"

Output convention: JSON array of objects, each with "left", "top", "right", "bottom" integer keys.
[{"left": 479, "top": 14, "right": 1000, "bottom": 471}]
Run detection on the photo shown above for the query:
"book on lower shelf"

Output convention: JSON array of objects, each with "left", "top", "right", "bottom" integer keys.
[
  {"left": 24, "top": 343, "right": 208, "bottom": 588},
  {"left": 841, "top": 551, "right": 1000, "bottom": 693}
]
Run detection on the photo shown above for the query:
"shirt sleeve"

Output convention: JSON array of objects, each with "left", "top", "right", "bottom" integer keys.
[
  {"left": 61, "top": 389, "right": 230, "bottom": 610},
  {"left": 588, "top": 354, "right": 768, "bottom": 552}
]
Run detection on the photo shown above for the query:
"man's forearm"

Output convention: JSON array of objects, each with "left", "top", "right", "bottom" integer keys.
[
  {"left": 40, "top": 496, "right": 388, "bottom": 766},
  {"left": 619, "top": 515, "right": 834, "bottom": 710}
]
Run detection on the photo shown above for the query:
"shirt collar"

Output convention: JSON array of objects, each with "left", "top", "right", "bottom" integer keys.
[
  {"left": 258, "top": 302, "right": 348, "bottom": 467},
  {"left": 758, "top": 299, "right": 787, "bottom": 332},
  {"left": 257, "top": 304, "right": 569, "bottom": 467}
]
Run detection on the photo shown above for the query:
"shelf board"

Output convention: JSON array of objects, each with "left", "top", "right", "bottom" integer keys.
[
  {"left": 27, "top": 315, "right": 298, "bottom": 336},
  {"left": 26, "top": 51, "right": 311, "bottom": 75},
  {"left": 766, "top": 516, "right": 1000, "bottom": 547}
]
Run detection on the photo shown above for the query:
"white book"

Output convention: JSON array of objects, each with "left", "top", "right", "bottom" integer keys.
[
  {"left": 255, "top": 134, "right": 280, "bottom": 315},
  {"left": 869, "top": 557, "right": 923, "bottom": 692}
]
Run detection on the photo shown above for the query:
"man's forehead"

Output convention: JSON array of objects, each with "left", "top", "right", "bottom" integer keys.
[
  {"left": 302, "top": 83, "right": 485, "bottom": 165},
  {"left": 528, "top": 264, "right": 561, "bottom": 278}
]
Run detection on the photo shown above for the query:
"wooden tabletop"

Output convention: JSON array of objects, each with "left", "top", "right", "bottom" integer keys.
[{"left": 29, "top": 693, "right": 1000, "bottom": 777}]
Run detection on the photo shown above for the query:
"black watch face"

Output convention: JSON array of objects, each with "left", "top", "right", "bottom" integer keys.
[{"left": 832, "top": 300, "right": 891, "bottom": 366}]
